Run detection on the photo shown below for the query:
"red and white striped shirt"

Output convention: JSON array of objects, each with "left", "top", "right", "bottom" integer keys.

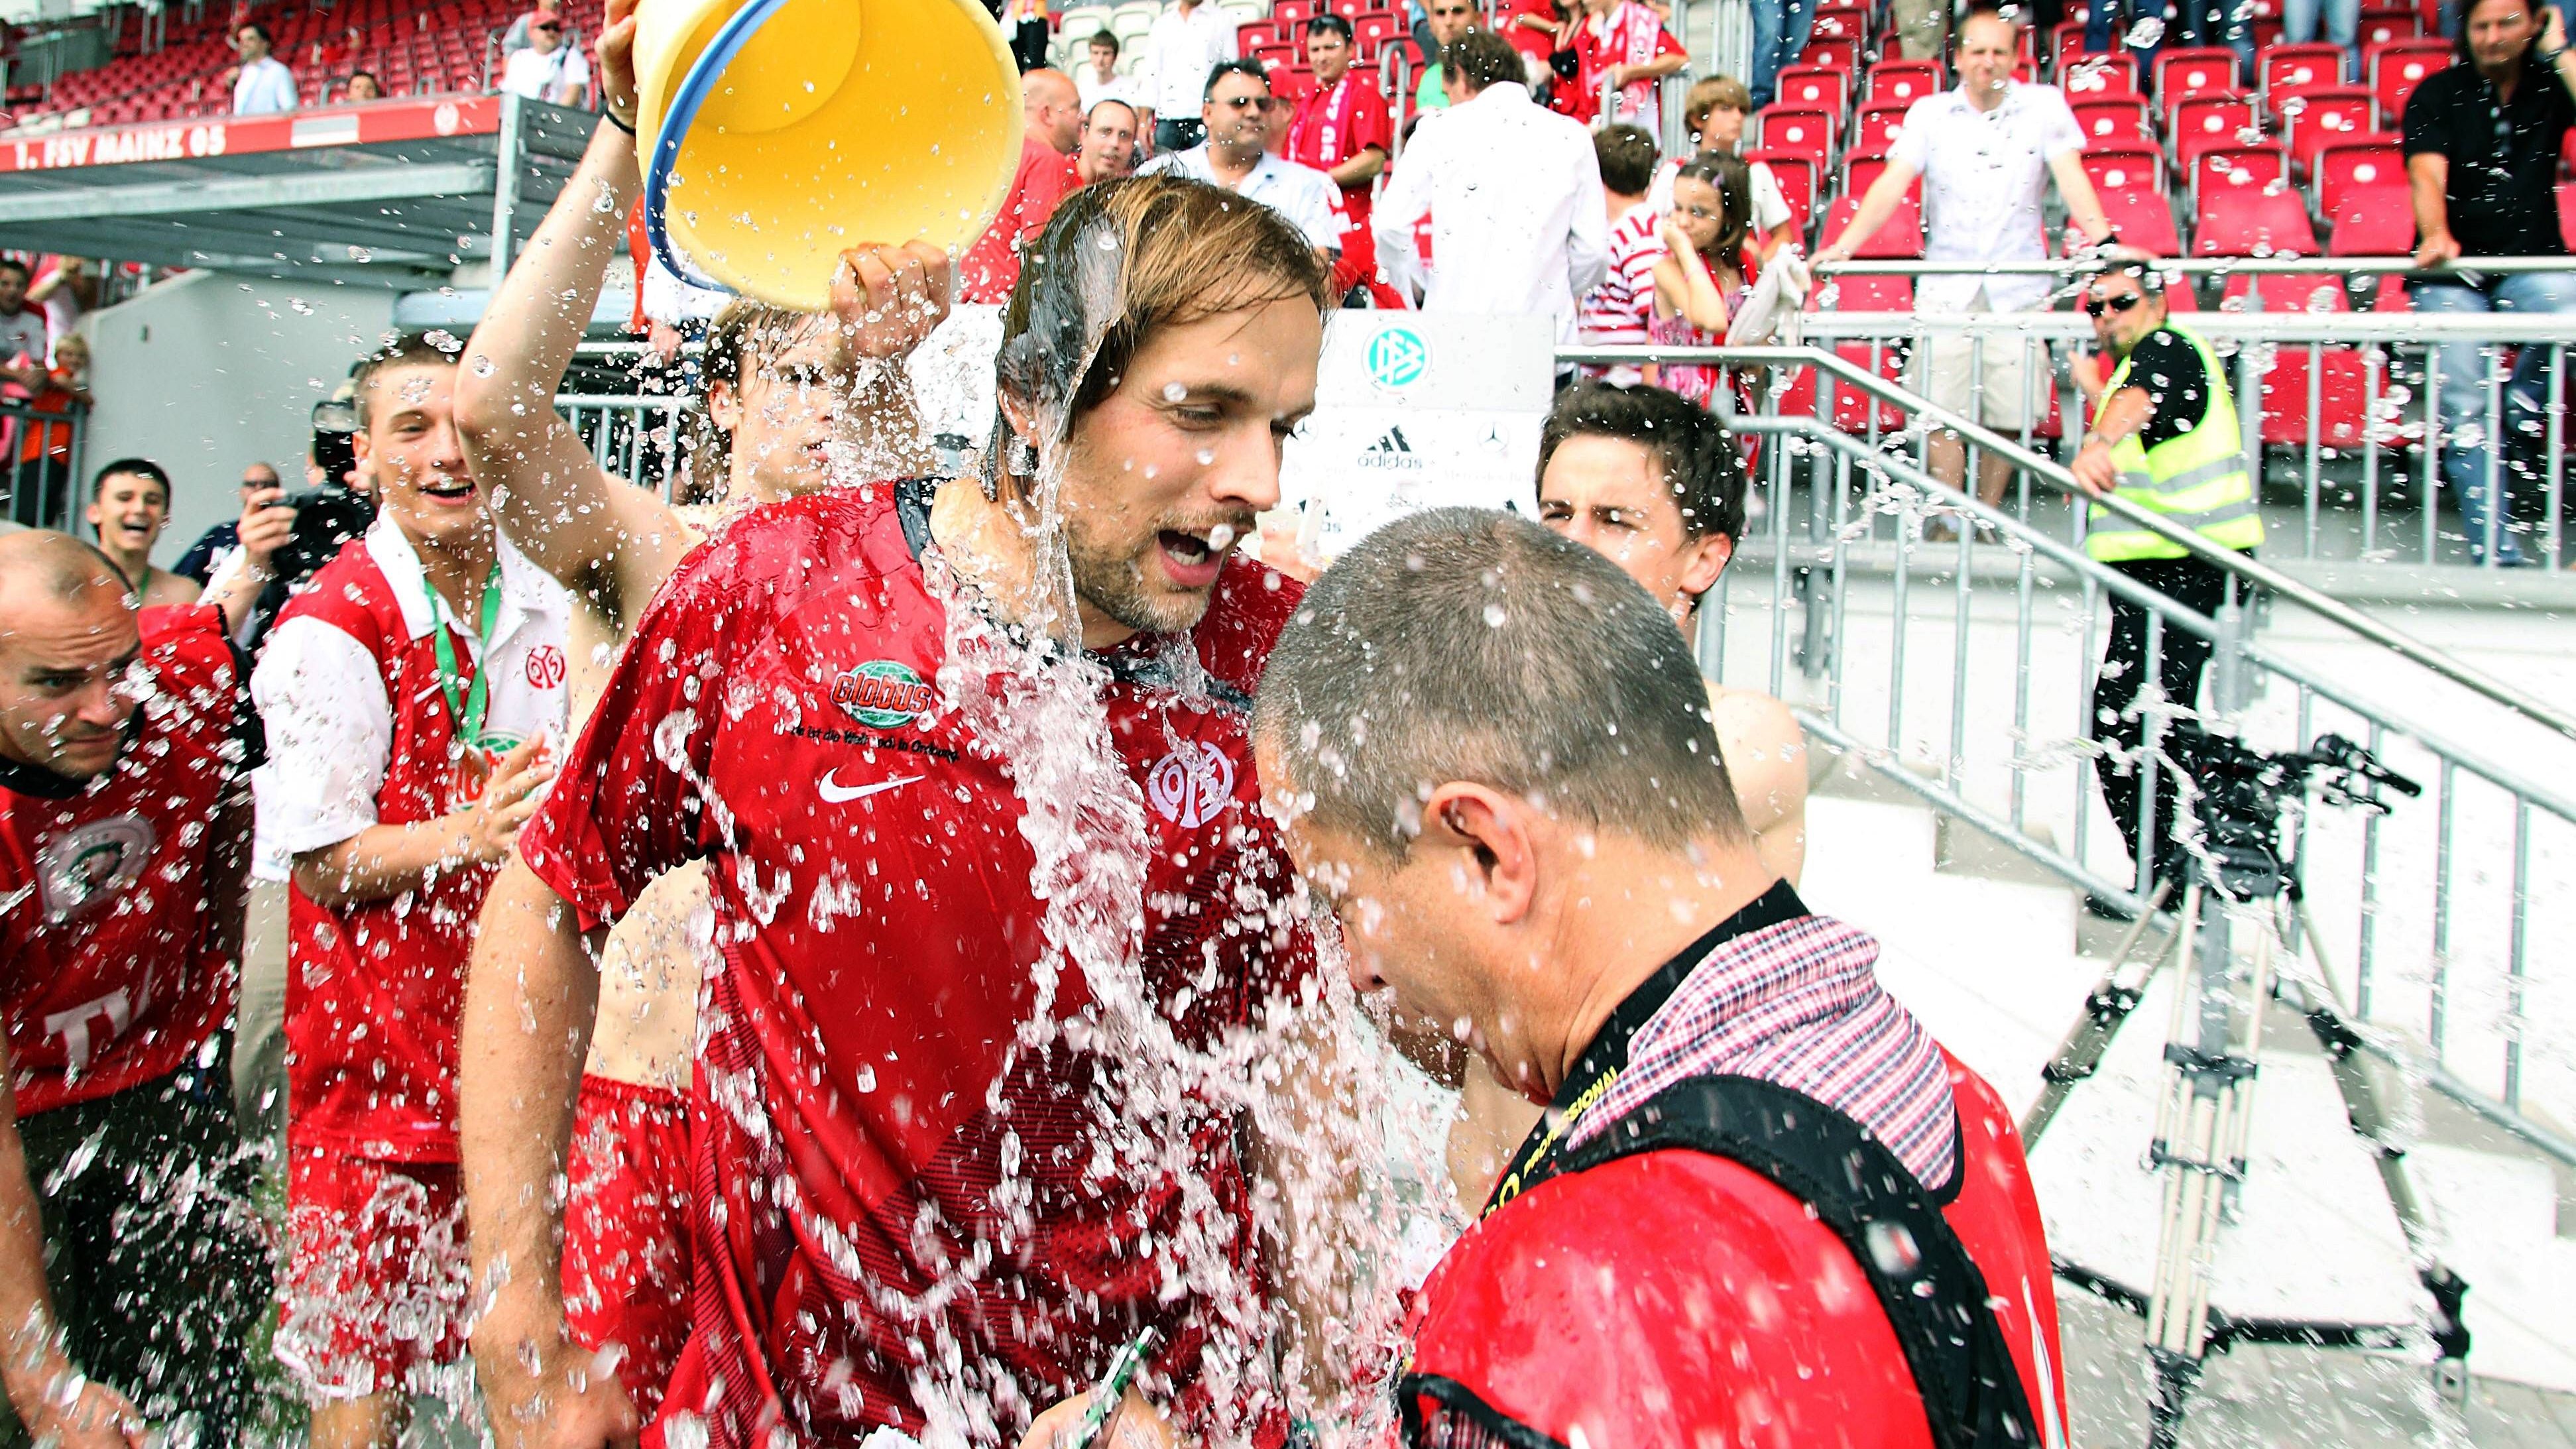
[{"left": 1576, "top": 202, "right": 1667, "bottom": 380}]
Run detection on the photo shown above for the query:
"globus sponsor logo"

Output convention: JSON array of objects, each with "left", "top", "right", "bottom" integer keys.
[{"left": 833, "top": 660, "right": 935, "bottom": 728}]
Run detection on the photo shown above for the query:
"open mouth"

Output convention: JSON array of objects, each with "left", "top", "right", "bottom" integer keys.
[
  {"left": 1155, "top": 520, "right": 1242, "bottom": 589},
  {"left": 418, "top": 475, "right": 477, "bottom": 506}
]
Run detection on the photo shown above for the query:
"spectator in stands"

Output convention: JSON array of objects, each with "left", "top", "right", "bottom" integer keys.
[
  {"left": 85, "top": 459, "right": 199, "bottom": 609},
  {"left": 501, "top": 0, "right": 563, "bottom": 56},
  {"left": 1648, "top": 75, "right": 1800, "bottom": 259},
  {"left": 1289, "top": 16, "right": 1393, "bottom": 296},
  {"left": 1009, "top": 0, "right": 1052, "bottom": 72},
  {"left": 9, "top": 335, "right": 86, "bottom": 530},
  {"left": 1578, "top": 125, "right": 1665, "bottom": 383},
  {"left": 2066, "top": 263, "right": 2263, "bottom": 893},
  {"left": 2404, "top": 0, "right": 2576, "bottom": 566},
  {"left": 1817, "top": 8, "right": 2118, "bottom": 512},
  {"left": 2284, "top": 0, "right": 2359, "bottom": 56},
  {"left": 1572, "top": 0, "right": 1688, "bottom": 130},
  {"left": 27, "top": 258, "right": 93, "bottom": 357},
  {"left": 961, "top": 68, "right": 1083, "bottom": 303},
  {"left": 1502, "top": 0, "right": 1569, "bottom": 89},
  {"left": 1745, "top": 0, "right": 1813, "bottom": 105},
  {"left": 1374, "top": 32, "right": 1609, "bottom": 339},
  {"left": 174, "top": 461, "right": 286, "bottom": 589},
  {"left": 346, "top": 70, "right": 385, "bottom": 101},
  {"left": 1137, "top": 0, "right": 1239, "bottom": 154},
  {"left": 231, "top": 23, "right": 298, "bottom": 115},
  {"left": 1077, "top": 98, "right": 1142, "bottom": 183},
  {"left": 1077, "top": 29, "right": 1132, "bottom": 113},
  {"left": 500, "top": 15, "right": 593, "bottom": 108},
  {"left": 0, "top": 531, "right": 275, "bottom": 1449},
  {"left": 0, "top": 260, "right": 48, "bottom": 394},
  {"left": 1140, "top": 62, "right": 1346, "bottom": 257},
  {"left": 1650, "top": 154, "right": 1755, "bottom": 410},
  {"left": 1417, "top": 0, "right": 1485, "bottom": 109}
]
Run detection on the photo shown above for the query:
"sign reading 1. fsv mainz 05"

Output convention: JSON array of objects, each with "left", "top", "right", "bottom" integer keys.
[{"left": 0, "top": 96, "right": 502, "bottom": 174}]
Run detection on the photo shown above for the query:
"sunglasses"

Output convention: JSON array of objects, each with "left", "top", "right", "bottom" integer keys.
[
  {"left": 2083, "top": 292, "right": 2146, "bottom": 318},
  {"left": 1215, "top": 94, "right": 1270, "bottom": 110}
]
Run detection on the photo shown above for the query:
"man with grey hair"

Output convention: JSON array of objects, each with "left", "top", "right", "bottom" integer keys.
[
  {"left": 0, "top": 530, "right": 272, "bottom": 1447},
  {"left": 1235, "top": 508, "right": 2070, "bottom": 1449}
]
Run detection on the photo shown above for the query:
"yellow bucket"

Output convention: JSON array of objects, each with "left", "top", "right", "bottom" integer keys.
[{"left": 636, "top": 0, "right": 1024, "bottom": 312}]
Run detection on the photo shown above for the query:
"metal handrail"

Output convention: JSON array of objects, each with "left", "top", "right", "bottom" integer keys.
[
  {"left": 1820, "top": 256, "right": 2576, "bottom": 276},
  {"left": 1791, "top": 310, "right": 2576, "bottom": 341},
  {"left": 1562, "top": 341, "right": 2576, "bottom": 744},
  {"left": 1377, "top": 40, "right": 1411, "bottom": 166}
]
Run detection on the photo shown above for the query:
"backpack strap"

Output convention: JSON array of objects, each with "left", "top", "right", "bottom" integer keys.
[{"left": 1553, "top": 1074, "right": 2041, "bottom": 1449}]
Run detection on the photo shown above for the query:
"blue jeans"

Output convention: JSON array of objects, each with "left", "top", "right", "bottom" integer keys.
[
  {"left": 2083, "top": 0, "right": 2249, "bottom": 71},
  {"left": 2412, "top": 270, "right": 2576, "bottom": 564},
  {"left": 1749, "top": 0, "right": 1817, "bottom": 107},
  {"left": 2281, "top": 0, "right": 2358, "bottom": 50}
]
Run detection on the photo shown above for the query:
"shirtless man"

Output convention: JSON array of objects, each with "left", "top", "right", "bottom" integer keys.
[
  {"left": 448, "top": 0, "right": 945, "bottom": 1413},
  {"left": 84, "top": 459, "right": 200, "bottom": 609},
  {"left": 1444, "top": 378, "right": 1808, "bottom": 1208}
]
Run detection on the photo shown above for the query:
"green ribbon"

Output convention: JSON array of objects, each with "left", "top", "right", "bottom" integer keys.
[{"left": 428, "top": 566, "right": 504, "bottom": 752}]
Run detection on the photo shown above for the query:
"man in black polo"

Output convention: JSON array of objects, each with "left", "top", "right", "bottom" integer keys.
[{"left": 2404, "top": 0, "right": 2576, "bottom": 566}]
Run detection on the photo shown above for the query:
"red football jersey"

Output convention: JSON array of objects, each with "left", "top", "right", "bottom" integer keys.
[
  {"left": 518, "top": 485, "right": 1316, "bottom": 1445},
  {"left": 1287, "top": 74, "right": 1393, "bottom": 233},
  {"left": 1404, "top": 1055, "right": 2071, "bottom": 1449},
  {"left": 959, "top": 134, "right": 1079, "bottom": 306},
  {"left": 1, "top": 606, "right": 252, "bottom": 1118}
]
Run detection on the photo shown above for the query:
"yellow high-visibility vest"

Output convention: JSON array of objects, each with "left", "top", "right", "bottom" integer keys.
[{"left": 2083, "top": 323, "right": 2265, "bottom": 563}]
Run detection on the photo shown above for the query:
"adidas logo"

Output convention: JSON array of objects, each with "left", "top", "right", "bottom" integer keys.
[
  {"left": 1369, "top": 426, "right": 1414, "bottom": 453},
  {"left": 1360, "top": 426, "right": 1426, "bottom": 471}
]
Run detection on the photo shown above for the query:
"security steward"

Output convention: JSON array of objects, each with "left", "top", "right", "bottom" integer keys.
[{"left": 2069, "top": 262, "right": 2265, "bottom": 898}]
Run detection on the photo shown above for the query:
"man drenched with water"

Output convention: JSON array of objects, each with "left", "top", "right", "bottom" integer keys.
[{"left": 463, "top": 174, "right": 1346, "bottom": 1447}]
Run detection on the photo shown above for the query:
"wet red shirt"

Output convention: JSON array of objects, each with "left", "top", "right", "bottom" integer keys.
[
  {"left": 519, "top": 485, "right": 1315, "bottom": 1445},
  {"left": 1405, "top": 1055, "right": 2071, "bottom": 1449},
  {"left": 0, "top": 607, "right": 253, "bottom": 1117}
]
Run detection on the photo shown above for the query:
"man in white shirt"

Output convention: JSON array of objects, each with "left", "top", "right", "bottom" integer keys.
[
  {"left": 1077, "top": 29, "right": 1134, "bottom": 114},
  {"left": 1137, "top": 0, "right": 1238, "bottom": 155},
  {"left": 500, "top": 14, "right": 592, "bottom": 108},
  {"left": 1373, "top": 32, "right": 1610, "bottom": 340},
  {"left": 231, "top": 23, "right": 299, "bottom": 116},
  {"left": 1816, "top": 8, "right": 2119, "bottom": 509},
  {"left": 1139, "top": 61, "right": 1344, "bottom": 259}
]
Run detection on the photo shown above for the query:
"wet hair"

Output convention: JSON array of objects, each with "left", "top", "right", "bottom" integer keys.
[
  {"left": 91, "top": 457, "right": 171, "bottom": 502},
  {"left": 1594, "top": 124, "right": 1660, "bottom": 196},
  {"left": 1674, "top": 152, "right": 1754, "bottom": 262},
  {"left": 683, "top": 300, "right": 826, "bottom": 504},
  {"left": 351, "top": 331, "right": 463, "bottom": 427},
  {"left": 1255, "top": 507, "right": 1749, "bottom": 861},
  {"left": 1538, "top": 381, "right": 1749, "bottom": 546},
  {"left": 1204, "top": 58, "right": 1273, "bottom": 100},
  {"left": 1089, "top": 28, "right": 1120, "bottom": 55},
  {"left": 1307, "top": 13, "right": 1356, "bottom": 41},
  {"left": 1684, "top": 75, "right": 1751, "bottom": 137},
  {"left": 1442, "top": 30, "right": 1524, "bottom": 93},
  {"left": 992, "top": 174, "right": 1330, "bottom": 484}
]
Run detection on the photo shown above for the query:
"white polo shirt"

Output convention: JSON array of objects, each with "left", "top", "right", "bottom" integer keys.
[
  {"left": 1138, "top": 1, "right": 1239, "bottom": 123},
  {"left": 1136, "top": 145, "right": 1345, "bottom": 254},
  {"left": 1887, "top": 81, "right": 2085, "bottom": 314}
]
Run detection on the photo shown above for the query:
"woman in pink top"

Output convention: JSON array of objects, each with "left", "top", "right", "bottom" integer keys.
[{"left": 1649, "top": 153, "right": 1756, "bottom": 412}]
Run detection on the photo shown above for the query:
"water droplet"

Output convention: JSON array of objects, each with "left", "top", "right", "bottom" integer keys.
[
  {"left": 2127, "top": 15, "right": 2166, "bottom": 44},
  {"left": 1482, "top": 603, "right": 1507, "bottom": 627},
  {"left": 471, "top": 355, "right": 496, "bottom": 377},
  {"left": 1865, "top": 1220, "right": 1924, "bottom": 1277},
  {"left": 1162, "top": 382, "right": 1188, "bottom": 402}
]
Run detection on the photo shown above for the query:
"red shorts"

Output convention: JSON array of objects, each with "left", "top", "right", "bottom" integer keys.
[
  {"left": 276, "top": 1149, "right": 471, "bottom": 1401},
  {"left": 563, "top": 1074, "right": 693, "bottom": 1416}
]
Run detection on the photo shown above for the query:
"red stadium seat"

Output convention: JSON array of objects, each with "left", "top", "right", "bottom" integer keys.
[
  {"left": 2559, "top": 181, "right": 2576, "bottom": 249},
  {"left": 2256, "top": 343, "right": 2374, "bottom": 447},
  {"left": 2312, "top": 137, "right": 2404, "bottom": 212},
  {"left": 2327, "top": 186, "right": 2417, "bottom": 253},
  {"left": 1253, "top": 40, "right": 1297, "bottom": 69},
  {"left": 1756, "top": 105, "right": 1839, "bottom": 168},
  {"left": 1774, "top": 340, "right": 1912, "bottom": 434},
  {"left": 1844, "top": 152, "right": 1906, "bottom": 196},
  {"left": 2073, "top": 95, "right": 2155, "bottom": 146},
  {"left": 2262, "top": 42, "right": 2350, "bottom": 95},
  {"left": 1849, "top": 100, "right": 1909, "bottom": 157},
  {"left": 2369, "top": 38, "right": 2449, "bottom": 125},
  {"left": 1355, "top": 14, "right": 1403, "bottom": 49},
  {"left": 1274, "top": 0, "right": 1316, "bottom": 25},
  {"left": 1824, "top": 274, "right": 1916, "bottom": 309},
  {"left": 2174, "top": 95, "right": 2261, "bottom": 169},
  {"left": 2099, "top": 183, "right": 2184, "bottom": 254},
  {"left": 2357, "top": 11, "right": 2421, "bottom": 46},
  {"left": 1804, "top": 37, "right": 1864, "bottom": 72},
  {"left": 1810, "top": 7, "right": 1868, "bottom": 42},
  {"left": 2156, "top": 47, "right": 2243, "bottom": 104},
  {"left": 1776, "top": 65, "right": 1851, "bottom": 117},
  {"left": 2061, "top": 51, "right": 2141, "bottom": 99},
  {"left": 2050, "top": 20, "right": 2088, "bottom": 69},
  {"left": 1818, "top": 192, "right": 1925, "bottom": 257},
  {"left": 1238, "top": 19, "right": 1282, "bottom": 51},
  {"left": 2221, "top": 270, "right": 2349, "bottom": 313},
  {"left": 2083, "top": 140, "right": 2168, "bottom": 196},
  {"left": 2195, "top": 186, "right": 2323, "bottom": 255},
  {"left": 1749, "top": 151, "right": 1821, "bottom": 237},
  {"left": 2280, "top": 91, "right": 2380, "bottom": 170},
  {"left": 2190, "top": 143, "right": 2288, "bottom": 211},
  {"left": 1869, "top": 60, "right": 1946, "bottom": 107}
]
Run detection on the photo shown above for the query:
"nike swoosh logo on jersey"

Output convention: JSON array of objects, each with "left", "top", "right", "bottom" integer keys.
[{"left": 819, "top": 770, "right": 923, "bottom": 805}]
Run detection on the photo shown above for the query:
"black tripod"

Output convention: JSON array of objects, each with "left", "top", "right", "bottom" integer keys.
[{"left": 2022, "top": 727, "right": 2470, "bottom": 1449}]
